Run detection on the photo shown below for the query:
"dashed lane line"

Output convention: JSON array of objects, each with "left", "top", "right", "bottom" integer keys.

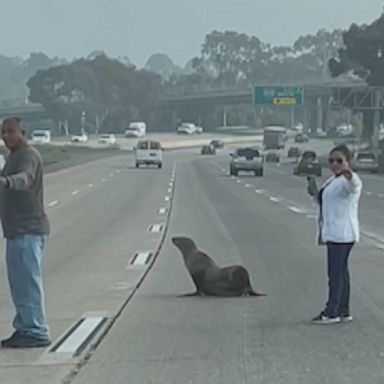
[
  {"left": 47, "top": 200, "right": 59, "bottom": 208},
  {"left": 288, "top": 206, "right": 303, "bottom": 214}
]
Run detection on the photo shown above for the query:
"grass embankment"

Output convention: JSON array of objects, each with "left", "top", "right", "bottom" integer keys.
[{"left": 0, "top": 144, "right": 125, "bottom": 174}]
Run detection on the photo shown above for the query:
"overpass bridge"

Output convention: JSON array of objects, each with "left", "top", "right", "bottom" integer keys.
[
  {"left": 162, "top": 80, "right": 383, "bottom": 135},
  {"left": 0, "top": 99, "right": 48, "bottom": 121}
]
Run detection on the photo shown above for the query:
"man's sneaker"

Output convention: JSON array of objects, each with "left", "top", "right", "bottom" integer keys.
[
  {"left": 311, "top": 313, "right": 341, "bottom": 324},
  {"left": 340, "top": 314, "right": 353, "bottom": 323},
  {"left": 1, "top": 332, "right": 51, "bottom": 349}
]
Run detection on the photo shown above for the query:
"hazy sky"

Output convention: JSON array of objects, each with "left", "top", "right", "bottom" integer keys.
[{"left": 1, "top": 0, "right": 383, "bottom": 66}]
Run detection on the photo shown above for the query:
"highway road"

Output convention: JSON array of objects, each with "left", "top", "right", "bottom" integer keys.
[
  {"left": 50, "top": 132, "right": 264, "bottom": 151},
  {"left": 0, "top": 140, "right": 383, "bottom": 384}
]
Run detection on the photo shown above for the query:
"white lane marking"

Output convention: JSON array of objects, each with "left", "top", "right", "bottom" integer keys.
[
  {"left": 54, "top": 317, "right": 105, "bottom": 354},
  {"left": 88, "top": 183, "right": 94, "bottom": 188},
  {"left": 101, "top": 178, "right": 106, "bottom": 182},
  {"left": 158, "top": 208, "right": 167, "bottom": 215},
  {"left": 361, "top": 230, "right": 384, "bottom": 251},
  {"left": 129, "top": 252, "right": 152, "bottom": 267},
  {"left": 236, "top": 180, "right": 242, "bottom": 184},
  {"left": 245, "top": 184, "right": 252, "bottom": 188},
  {"left": 269, "top": 196, "right": 281, "bottom": 203},
  {"left": 164, "top": 196, "right": 170, "bottom": 202},
  {"left": 231, "top": 176, "right": 236, "bottom": 180},
  {"left": 116, "top": 170, "right": 121, "bottom": 174},
  {"left": 167, "top": 188, "right": 172, "bottom": 193},
  {"left": 306, "top": 214, "right": 317, "bottom": 220},
  {"left": 288, "top": 206, "right": 303, "bottom": 214},
  {"left": 255, "top": 189, "right": 264, "bottom": 194},
  {"left": 149, "top": 224, "right": 163, "bottom": 233},
  {"left": 71, "top": 190, "right": 80, "bottom": 196},
  {"left": 366, "top": 191, "right": 372, "bottom": 196},
  {"left": 378, "top": 193, "right": 384, "bottom": 198},
  {"left": 110, "top": 173, "right": 114, "bottom": 177},
  {"left": 47, "top": 200, "right": 59, "bottom": 208}
]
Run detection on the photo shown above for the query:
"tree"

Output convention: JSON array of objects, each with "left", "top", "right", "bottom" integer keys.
[
  {"left": 27, "top": 55, "right": 162, "bottom": 133},
  {"left": 328, "top": 14, "right": 384, "bottom": 138},
  {"left": 192, "top": 31, "right": 271, "bottom": 85}
]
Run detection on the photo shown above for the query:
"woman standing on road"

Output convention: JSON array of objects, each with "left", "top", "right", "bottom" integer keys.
[{"left": 307, "top": 144, "right": 362, "bottom": 324}]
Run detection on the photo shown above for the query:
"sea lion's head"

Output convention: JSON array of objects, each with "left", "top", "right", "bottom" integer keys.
[{"left": 172, "top": 237, "right": 197, "bottom": 255}]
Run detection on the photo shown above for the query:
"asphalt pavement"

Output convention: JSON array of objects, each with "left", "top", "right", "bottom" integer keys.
[
  {"left": 71, "top": 144, "right": 384, "bottom": 384},
  {"left": 0, "top": 140, "right": 383, "bottom": 384}
]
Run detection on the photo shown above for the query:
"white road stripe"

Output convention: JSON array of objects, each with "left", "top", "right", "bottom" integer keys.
[
  {"left": 288, "top": 206, "right": 303, "bottom": 214},
  {"left": 54, "top": 317, "right": 105, "bottom": 354},
  {"left": 149, "top": 224, "right": 163, "bottom": 233},
  {"left": 236, "top": 180, "right": 242, "bottom": 184},
  {"left": 378, "top": 193, "right": 384, "bottom": 198},
  {"left": 255, "top": 189, "right": 264, "bottom": 194},
  {"left": 71, "top": 190, "right": 80, "bottom": 196},
  {"left": 47, "top": 200, "right": 59, "bottom": 208},
  {"left": 269, "top": 197, "right": 281, "bottom": 203},
  {"left": 366, "top": 191, "right": 372, "bottom": 196},
  {"left": 130, "top": 252, "right": 152, "bottom": 267},
  {"left": 306, "top": 214, "right": 317, "bottom": 220},
  {"left": 245, "top": 184, "right": 252, "bottom": 188},
  {"left": 158, "top": 208, "right": 167, "bottom": 215},
  {"left": 164, "top": 196, "right": 170, "bottom": 202},
  {"left": 88, "top": 183, "right": 94, "bottom": 188},
  {"left": 167, "top": 188, "right": 172, "bottom": 193},
  {"left": 101, "top": 178, "right": 106, "bottom": 182}
]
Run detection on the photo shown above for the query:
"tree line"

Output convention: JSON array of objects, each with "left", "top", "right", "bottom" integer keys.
[{"left": 2, "top": 12, "right": 383, "bottom": 134}]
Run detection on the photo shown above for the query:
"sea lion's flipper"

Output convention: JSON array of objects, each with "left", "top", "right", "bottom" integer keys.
[
  {"left": 247, "top": 290, "right": 267, "bottom": 297},
  {"left": 178, "top": 291, "right": 203, "bottom": 297}
]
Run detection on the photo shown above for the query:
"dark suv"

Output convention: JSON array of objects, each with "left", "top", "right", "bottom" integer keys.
[
  {"left": 210, "top": 140, "right": 224, "bottom": 149},
  {"left": 293, "top": 151, "right": 322, "bottom": 176}
]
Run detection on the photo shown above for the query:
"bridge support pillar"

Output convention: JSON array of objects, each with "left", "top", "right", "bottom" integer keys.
[
  {"left": 303, "top": 96, "right": 318, "bottom": 133},
  {"left": 170, "top": 109, "right": 179, "bottom": 131}
]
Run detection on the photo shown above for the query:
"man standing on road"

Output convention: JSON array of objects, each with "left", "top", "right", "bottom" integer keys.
[{"left": 0, "top": 117, "right": 51, "bottom": 348}]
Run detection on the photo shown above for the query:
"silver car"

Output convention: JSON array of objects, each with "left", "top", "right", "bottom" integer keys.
[
  {"left": 230, "top": 147, "right": 264, "bottom": 176},
  {"left": 353, "top": 151, "right": 379, "bottom": 173}
]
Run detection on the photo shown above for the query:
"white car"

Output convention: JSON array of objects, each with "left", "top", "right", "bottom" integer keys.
[
  {"left": 195, "top": 126, "right": 203, "bottom": 134},
  {"left": 177, "top": 123, "right": 197, "bottom": 135},
  {"left": 135, "top": 140, "right": 163, "bottom": 168},
  {"left": 31, "top": 130, "right": 51, "bottom": 144},
  {"left": 71, "top": 133, "right": 88, "bottom": 143},
  {"left": 98, "top": 134, "right": 117, "bottom": 145}
]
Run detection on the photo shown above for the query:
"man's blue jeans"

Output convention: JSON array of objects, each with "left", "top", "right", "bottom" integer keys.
[
  {"left": 5, "top": 234, "right": 50, "bottom": 340},
  {"left": 324, "top": 242, "right": 354, "bottom": 318}
]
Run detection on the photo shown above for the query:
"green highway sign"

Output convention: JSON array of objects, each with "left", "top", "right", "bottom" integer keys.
[{"left": 253, "top": 86, "right": 304, "bottom": 106}]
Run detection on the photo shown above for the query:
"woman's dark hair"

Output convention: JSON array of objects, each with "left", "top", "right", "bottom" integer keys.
[{"left": 330, "top": 144, "right": 352, "bottom": 163}]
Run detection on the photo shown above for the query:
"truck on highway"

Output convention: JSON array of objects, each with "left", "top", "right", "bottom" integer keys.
[
  {"left": 263, "top": 126, "right": 287, "bottom": 150},
  {"left": 125, "top": 122, "right": 146, "bottom": 138}
]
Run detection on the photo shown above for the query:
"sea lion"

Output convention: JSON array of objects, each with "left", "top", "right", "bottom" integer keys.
[{"left": 172, "top": 236, "right": 266, "bottom": 297}]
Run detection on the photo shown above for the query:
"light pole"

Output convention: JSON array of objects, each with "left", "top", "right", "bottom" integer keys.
[{"left": 81, "top": 111, "right": 86, "bottom": 134}]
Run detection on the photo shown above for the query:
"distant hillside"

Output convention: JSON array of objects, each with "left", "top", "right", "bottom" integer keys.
[{"left": 145, "top": 53, "right": 192, "bottom": 79}]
